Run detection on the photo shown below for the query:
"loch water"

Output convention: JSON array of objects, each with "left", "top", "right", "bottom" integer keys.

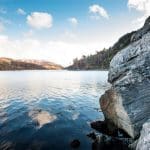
[{"left": 0, "top": 70, "right": 109, "bottom": 150}]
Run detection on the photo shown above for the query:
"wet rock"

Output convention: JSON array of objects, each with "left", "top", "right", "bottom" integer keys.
[
  {"left": 87, "top": 132, "right": 97, "bottom": 140},
  {"left": 70, "top": 139, "right": 80, "bottom": 148},
  {"left": 91, "top": 120, "right": 130, "bottom": 138},
  {"left": 91, "top": 121, "right": 116, "bottom": 136},
  {"left": 91, "top": 134, "right": 132, "bottom": 150}
]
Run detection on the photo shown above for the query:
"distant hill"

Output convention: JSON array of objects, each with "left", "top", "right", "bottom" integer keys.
[
  {"left": 0, "top": 58, "right": 63, "bottom": 70},
  {"left": 67, "top": 16, "right": 150, "bottom": 70}
]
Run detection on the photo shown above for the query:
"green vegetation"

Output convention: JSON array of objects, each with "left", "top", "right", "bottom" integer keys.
[{"left": 67, "top": 31, "right": 135, "bottom": 70}]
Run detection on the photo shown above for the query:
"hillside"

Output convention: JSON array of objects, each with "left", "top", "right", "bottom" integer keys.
[
  {"left": 0, "top": 58, "right": 63, "bottom": 70},
  {"left": 67, "top": 16, "right": 150, "bottom": 70}
]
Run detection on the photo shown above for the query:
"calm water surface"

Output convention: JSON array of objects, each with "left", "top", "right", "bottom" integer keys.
[{"left": 0, "top": 70, "right": 109, "bottom": 150}]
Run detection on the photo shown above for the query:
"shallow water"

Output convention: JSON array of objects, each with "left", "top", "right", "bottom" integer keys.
[{"left": 0, "top": 70, "right": 109, "bottom": 150}]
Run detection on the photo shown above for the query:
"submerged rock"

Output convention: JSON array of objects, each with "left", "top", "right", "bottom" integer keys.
[
  {"left": 29, "top": 110, "right": 57, "bottom": 128},
  {"left": 70, "top": 139, "right": 80, "bottom": 148}
]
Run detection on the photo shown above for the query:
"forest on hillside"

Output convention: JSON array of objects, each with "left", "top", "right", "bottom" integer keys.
[{"left": 67, "top": 31, "right": 135, "bottom": 70}]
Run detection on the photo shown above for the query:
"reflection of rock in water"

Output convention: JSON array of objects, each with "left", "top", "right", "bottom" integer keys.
[{"left": 29, "top": 110, "right": 57, "bottom": 128}]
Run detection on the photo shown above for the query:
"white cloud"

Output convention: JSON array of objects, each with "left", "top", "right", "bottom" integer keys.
[
  {"left": 68, "top": 17, "right": 78, "bottom": 26},
  {"left": 89, "top": 4, "right": 109, "bottom": 19},
  {"left": 128, "top": 0, "right": 150, "bottom": 26},
  {"left": 0, "top": 34, "right": 110, "bottom": 66},
  {"left": 17, "top": 8, "right": 26, "bottom": 15},
  {"left": 128, "top": 0, "right": 149, "bottom": 12},
  {"left": 0, "top": 35, "right": 8, "bottom": 41},
  {"left": 27, "top": 12, "right": 53, "bottom": 29}
]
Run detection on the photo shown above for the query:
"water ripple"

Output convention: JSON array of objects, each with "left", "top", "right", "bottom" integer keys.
[{"left": 0, "top": 70, "right": 109, "bottom": 150}]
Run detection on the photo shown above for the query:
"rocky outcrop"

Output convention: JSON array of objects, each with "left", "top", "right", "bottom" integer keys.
[
  {"left": 99, "top": 16, "right": 150, "bottom": 146},
  {"left": 136, "top": 120, "right": 150, "bottom": 150},
  {"left": 0, "top": 58, "right": 63, "bottom": 70}
]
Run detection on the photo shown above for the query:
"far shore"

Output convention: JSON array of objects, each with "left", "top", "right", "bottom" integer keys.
[{"left": 0, "top": 69, "right": 108, "bottom": 71}]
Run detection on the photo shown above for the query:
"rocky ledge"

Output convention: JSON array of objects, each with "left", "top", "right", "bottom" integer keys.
[{"left": 91, "top": 16, "right": 150, "bottom": 149}]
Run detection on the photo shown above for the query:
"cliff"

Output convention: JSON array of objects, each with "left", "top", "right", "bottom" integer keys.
[
  {"left": 96, "top": 16, "right": 150, "bottom": 149},
  {"left": 0, "top": 58, "right": 63, "bottom": 70}
]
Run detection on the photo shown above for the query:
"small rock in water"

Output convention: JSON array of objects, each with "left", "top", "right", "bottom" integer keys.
[
  {"left": 70, "top": 139, "right": 80, "bottom": 148},
  {"left": 87, "top": 132, "right": 97, "bottom": 140}
]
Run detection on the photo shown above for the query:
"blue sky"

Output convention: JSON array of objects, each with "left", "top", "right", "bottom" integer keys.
[{"left": 0, "top": 0, "right": 149, "bottom": 66}]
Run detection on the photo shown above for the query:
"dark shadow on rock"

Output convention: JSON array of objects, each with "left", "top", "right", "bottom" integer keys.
[
  {"left": 88, "top": 121, "right": 133, "bottom": 150},
  {"left": 91, "top": 134, "right": 132, "bottom": 150},
  {"left": 91, "top": 120, "right": 130, "bottom": 138}
]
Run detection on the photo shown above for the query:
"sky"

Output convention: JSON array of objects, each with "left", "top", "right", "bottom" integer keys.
[{"left": 0, "top": 0, "right": 149, "bottom": 66}]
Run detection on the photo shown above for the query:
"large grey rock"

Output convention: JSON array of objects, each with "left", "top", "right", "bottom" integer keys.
[
  {"left": 100, "top": 29, "right": 150, "bottom": 138},
  {"left": 136, "top": 120, "right": 150, "bottom": 150}
]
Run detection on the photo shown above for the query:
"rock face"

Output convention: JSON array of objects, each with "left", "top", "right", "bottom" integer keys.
[
  {"left": 100, "top": 17, "right": 150, "bottom": 139},
  {"left": 136, "top": 120, "right": 150, "bottom": 150}
]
